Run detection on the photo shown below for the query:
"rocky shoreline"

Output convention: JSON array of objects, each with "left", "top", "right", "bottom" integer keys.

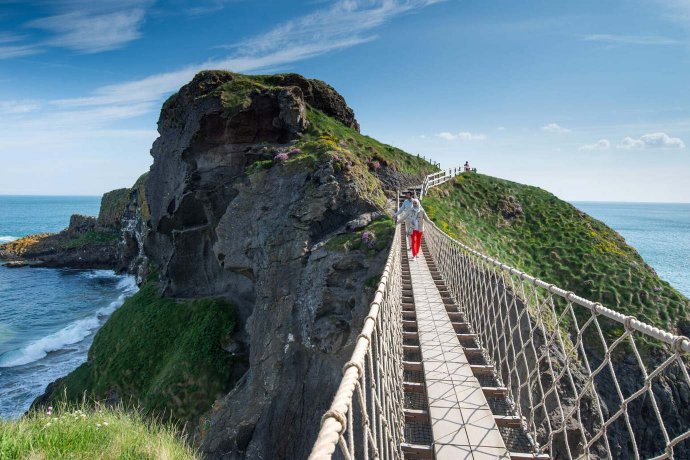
[{"left": 0, "top": 177, "right": 149, "bottom": 278}]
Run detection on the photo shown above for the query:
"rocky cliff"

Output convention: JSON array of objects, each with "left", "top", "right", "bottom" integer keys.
[
  {"left": 0, "top": 178, "right": 149, "bottom": 273},
  {"left": 35, "top": 71, "right": 436, "bottom": 459}
]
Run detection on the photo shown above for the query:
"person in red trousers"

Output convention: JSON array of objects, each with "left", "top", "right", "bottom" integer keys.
[{"left": 409, "top": 198, "right": 427, "bottom": 260}]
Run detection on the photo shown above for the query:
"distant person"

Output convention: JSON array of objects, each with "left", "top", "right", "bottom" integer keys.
[
  {"left": 394, "top": 191, "right": 414, "bottom": 220},
  {"left": 464, "top": 161, "right": 471, "bottom": 172},
  {"left": 394, "top": 190, "right": 415, "bottom": 247},
  {"left": 409, "top": 198, "right": 427, "bottom": 260}
]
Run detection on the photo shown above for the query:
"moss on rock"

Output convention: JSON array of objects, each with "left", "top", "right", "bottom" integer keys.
[{"left": 97, "top": 188, "right": 130, "bottom": 230}]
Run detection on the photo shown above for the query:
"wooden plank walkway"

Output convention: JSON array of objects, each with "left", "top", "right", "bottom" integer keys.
[{"left": 410, "top": 245, "right": 510, "bottom": 460}]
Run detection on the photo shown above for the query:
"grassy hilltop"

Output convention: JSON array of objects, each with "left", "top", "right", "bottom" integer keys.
[{"left": 424, "top": 173, "right": 690, "bottom": 334}]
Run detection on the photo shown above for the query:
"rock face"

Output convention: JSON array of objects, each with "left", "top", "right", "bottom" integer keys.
[
  {"left": 0, "top": 215, "right": 119, "bottom": 269},
  {"left": 142, "top": 71, "right": 391, "bottom": 458},
  {"left": 0, "top": 177, "right": 150, "bottom": 273}
]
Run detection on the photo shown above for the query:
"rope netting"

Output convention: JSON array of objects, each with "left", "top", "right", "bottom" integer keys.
[
  {"left": 311, "top": 171, "right": 690, "bottom": 460},
  {"left": 424, "top": 218, "right": 690, "bottom": 459},
  {"left": 309, "top": 225, "right": 405, "bottom": 460}
]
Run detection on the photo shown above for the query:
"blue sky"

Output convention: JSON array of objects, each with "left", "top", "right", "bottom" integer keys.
[{"left": 1, "top": 0, "right": 689, "bottom": 201}]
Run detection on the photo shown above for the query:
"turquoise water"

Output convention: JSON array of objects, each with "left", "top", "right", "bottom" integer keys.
[
  {"left": 0, "top": 195, "right": 102, "bottom": 243},
  {"left": 0, "top": 196, "right": 136, "bottom": 418},
  {"left": 573, "top": 202, "right": 690, "bottom": 298}
]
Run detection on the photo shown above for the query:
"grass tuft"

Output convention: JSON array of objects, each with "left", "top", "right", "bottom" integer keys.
[{"left": 0, "top": 400, "right": 197, "bottom": 459}]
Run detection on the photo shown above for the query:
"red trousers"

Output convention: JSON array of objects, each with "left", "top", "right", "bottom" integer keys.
[{"left": 411, "top": 230, "right": 423, "bottom": 257}]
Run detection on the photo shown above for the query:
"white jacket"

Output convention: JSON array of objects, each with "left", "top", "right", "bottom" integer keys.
[{"left": 400, "top": 207, "right": 426, "bottom": 232}]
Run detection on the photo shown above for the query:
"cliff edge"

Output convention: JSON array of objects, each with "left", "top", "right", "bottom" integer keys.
[{"left": 35, "top": 71, "right": 436, "bottom": 459}]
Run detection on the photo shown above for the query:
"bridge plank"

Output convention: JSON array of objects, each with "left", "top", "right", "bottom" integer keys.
[{"left": 410, "top": 246, "right": 511, "bottom": 459}]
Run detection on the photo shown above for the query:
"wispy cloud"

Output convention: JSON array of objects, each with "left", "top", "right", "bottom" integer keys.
[
  {"left": 27, "top": 1, "right": 153, "bottom": 53},
  {"left": 0, "top": 33, "right": 41, "bottom": 59},
  {"left": 541, "top": 122, "right": 571, "bottom": 133},
  {"left": 0, "top": 100, "right": 41, "bottom": 114},
  {"left": 617, "top": 132, "right": 685, "bottom": 149},
  {"left": 579, "top": 139, "right": 610, "bottom": 150},
  {"left": 583, "top": 33, "right": 680, "bottom": 46},
  {"left": 51, "top": 0, "right": 445, "bottom": 115},
  {"left": 436, "top": 131, "right": 487, "bottom": 141},
  {"left": 227, "top": 0, "right": 443, "bottom": 55},
  {"left": 1, "top": 0, "right": 446, "bottom": 162}
]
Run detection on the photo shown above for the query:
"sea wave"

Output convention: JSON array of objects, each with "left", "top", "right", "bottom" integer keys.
[
  {"left": 79, "top": 269, "right": 122, "bottom": 280},
  {"left": 0, "top": 274, "right": 138, "bottom": 368},
  {"left": 0, "top": 235, "right": 18, "bottom": 243}
]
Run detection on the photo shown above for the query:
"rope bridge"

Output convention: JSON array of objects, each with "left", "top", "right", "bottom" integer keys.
[{"left": 310, "top": 171, "right": 690, "bottom": 460}]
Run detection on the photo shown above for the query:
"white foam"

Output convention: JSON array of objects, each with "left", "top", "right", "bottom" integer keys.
[
  {"left": 0, "top": 236, "right": 18, "bottom": 243},
  {"left": 0, "top": 316, "right": 100, "bottom": 367},
  {"left": 79, "top": 270, "right": 121, "bottom": 280},
  {"left": 0, "top": 274, "right": 138, "bottom": 368}
]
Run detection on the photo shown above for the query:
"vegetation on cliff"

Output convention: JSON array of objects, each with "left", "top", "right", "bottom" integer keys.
[
  {"left": 181, "top": 71, "right": 436, "bottom": 182},
  {"left": 0, "top": 403, "right": 196, "bottom": 459},
  {"left": 41, "top": 281, "right": 242, "bottom": 426},
  {"left": 424, "top": 173, "right": 690, "bottom": 335},
  {"left": 97, "top": 188, "right": 130, "bottom": 229}
]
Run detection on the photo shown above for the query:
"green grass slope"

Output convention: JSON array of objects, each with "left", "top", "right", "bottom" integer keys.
[
  {"left": 41, "top": 282, "right": 242, "bottom": 426},
  {"left": 0, "top": 403, "right": 197, "bottom": 459},
  {"left": 194, "top": 71, "right": 436, "bottom": 178},
  {"left": 423, "top": 173, "right": 689, "bottom": 334}
]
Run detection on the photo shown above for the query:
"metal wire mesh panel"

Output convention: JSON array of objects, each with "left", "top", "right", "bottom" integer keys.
[
  {"left": 310, "top": 226, "right": 405, "bottom": 460},
  {"left": 424, "top": 219, "right": 690, "bottom": 459}
]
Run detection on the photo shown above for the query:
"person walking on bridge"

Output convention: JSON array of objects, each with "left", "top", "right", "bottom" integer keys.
[
  {"left": 394, "top": 190, "right": 415, "bottom": 247},
  {"left": 409, "top": 198, "right": 427, "bottom": 260},
  {"left": 394, "top": 190, "right": 413, "bottom": 218}
]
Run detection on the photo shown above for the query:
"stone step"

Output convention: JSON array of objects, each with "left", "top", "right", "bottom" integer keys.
[
  {"left": 404, "top": 408, "right": 429, "bottom": 422},
  {"left": 401, "top": 443, "right": 434, "bottom": 459},
  {"left": 509, "top": 452, "right": 550, "bottom": 460},
  {"left": 470, "top": 364, "right": 495, "bottom": 375},
  {"left": 403, "top": 381, "right": 425, "bottom": 392},
  {"left": 403, "top": 360, "right": 423, "bottom": 371},
  {"left": 482, "top": 386, "right": 509, "bottom": 397},
  {"left": 494, "top": 415, "right": 525, "bottom": 429}
]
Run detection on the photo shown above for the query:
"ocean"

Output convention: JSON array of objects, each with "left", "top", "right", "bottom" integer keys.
[
  {"left": 573, "top": 202, "right": 690, "bottom": 297},
  {"left": 0, "top": 198, "right": 687, "bottom": 419},
  {"left": 0, "top": 196, "right": 137, "bottom": 419}
]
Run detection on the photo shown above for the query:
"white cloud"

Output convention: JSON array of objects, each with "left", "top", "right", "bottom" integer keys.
[
  {"left": 579, "top": 139, "right": 611, "bottom": 150},
  {"left": 436, "top": 131, "right": 487, "bottom": 141},
  {"left": 1, "top": 0, "right": 447, "bottom": 174},
  {"left": 50, "top": 0, "right": 445, "bottom": 115},
  {"left": 541, "top": 122, "right": 571, "bottom": 133},
  {"left": 497, "top": 126, "right": 505, "bottom": 131},
  {"left": 0, "top": 100, "right": 41, "bottom": 114},
  {"left": 617, "top": 132, "right": 685, "bottom": 149},
  {"left": 583, "top": 34, "right": 680, "bottom": 46},
  {"left": 28, "top": 1, "right": 152, "bottom": 54},
  {"left": 0, "top": 33, "right": 41, "bottom": 59}
]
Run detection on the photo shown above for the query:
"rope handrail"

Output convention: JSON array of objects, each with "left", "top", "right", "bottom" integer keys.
[
  {"left": 422, "top": 214, "right": 690, "bottom": 459},
  {"left": 311, "top": 170, "right": 690, "bottom": 459},
  {"left": 423, "top": 218, "right": 690, "bottom": 355},
  {"left": 309, "top": 225, "right": 404, "bottom": 460}
]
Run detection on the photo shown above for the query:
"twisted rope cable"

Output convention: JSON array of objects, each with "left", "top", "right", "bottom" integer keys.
[{"left": 309, "top": 225, "right": 403, "bottom": 460}]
